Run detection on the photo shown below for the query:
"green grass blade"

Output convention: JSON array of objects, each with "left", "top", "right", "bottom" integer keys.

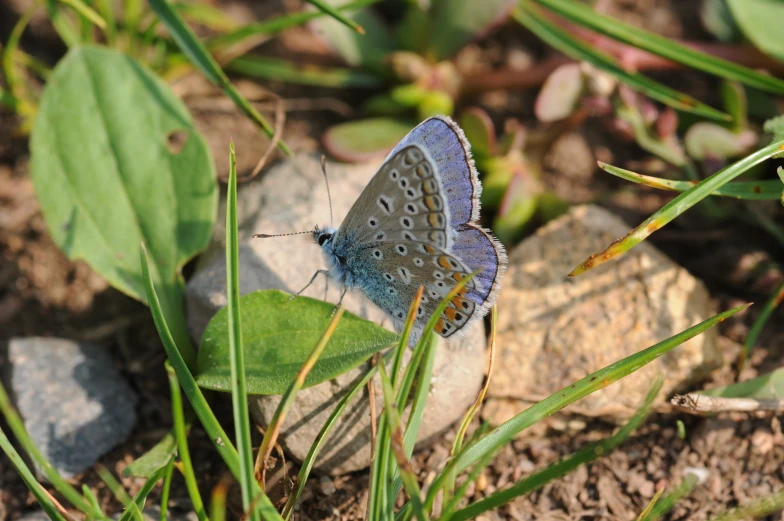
[
  {"left": 226, "top": 141, "right": 260, "bottom": 521},
  {"left": 96, "top": 465, "right": 139, "bottom": 520},
  {"left": 210, "top": 477, "right": 230, "bottom": 521},
  {"left": 534, "top": 0, "right": 784, "bottom": 97},
  {"left": 0, "top": 383, "right": 93, "bottom": 513},
  {"left": 281, "top": 355, "right": 391, "bottom": 520},
  {"left": 206, "top": 0, "right": 380, "bottom": 52},
  {"left": 599, "top": 162, "right": 784, "bottom": 200},
  {"left": 416, "top": 303, "right": 748, "bottom": 515},
  {"left": 571, "top": 138, "right": 784, "bottom": 276},
  {"left": 254, "top": 305, "right": 346, "bottom": 484},
  {"left": 446, "top": 378, "right": 663, "bottom": 521},
  {"left": 173, "top": 2, "right": 239, "bottom": 32},
  {"left": 515, "top": 3, "right": 729, "bottom": 121},
  {"left": 148, "top": 0, "right": 291, "bottom": 156},
  {"left": 117, "top": 466, "right": 168, "bottom": 521},
  {"left": 93, "top": 0, "right": 116, "bottom": 45},
  {"left": 123, "top": 431, "right": 178, "bottom": 478},
  {"left": 140, "top": 244, "right": 284, "bottom": 521},
  {"left": 377, "top": 362, "right": 429, "bottom": 521},
  {"left": 227, "top": 56, "right": 383, "bottom": 88},
  {"left": 707, "top": 487, "right": 784, "bottom": 521},
  {"left": 159, "top": 459, "right": 174, "bottom": 521},
  {"left": 2, "top": 3, "right": 38, "bottom": 125},
  {"left": 82, "top": 485, "right": 103, "bottom": 515},
  {"left": 740, "top": 279, "right": 784, "bottom": 369},
  {"left": 642, "top": 475, "right": 699, "bottom": 521},
  {"left": 166, "top": 364, "right": 208, "bottom": 521},
  {"left": 58, "top": 0, "right": 106, "bottom": 29},
  {"left": 306, "top": 0, "right": 366, "bottom": 34},
  {"left": 0, "top": 427, "right": 69, "bottom": 521}
]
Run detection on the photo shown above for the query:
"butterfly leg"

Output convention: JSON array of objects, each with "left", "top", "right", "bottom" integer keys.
[
  {"left": 331, "top": 288, "right": 348, "bottom": 316},
  {"left": 290, "top": 270, "right": 329, "bottom": 301}
]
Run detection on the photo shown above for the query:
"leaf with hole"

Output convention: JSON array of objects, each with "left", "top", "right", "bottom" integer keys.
[
  {"left": 30, "top": 46, "right": 217, "bottom": 366},
  {"left": 197, "top": 290, "right": 398, "bottom": 394}
]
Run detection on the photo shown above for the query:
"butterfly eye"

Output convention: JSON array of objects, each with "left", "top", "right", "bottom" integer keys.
[{"left": 318, "top": 233, "right": 331, "bottom": 246}]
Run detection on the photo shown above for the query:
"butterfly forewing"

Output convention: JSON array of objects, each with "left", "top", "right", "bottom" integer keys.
[{"left": 338, "top": 145, "right": 451, "bottom": 250}]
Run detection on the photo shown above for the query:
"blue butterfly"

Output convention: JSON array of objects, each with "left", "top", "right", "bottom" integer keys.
[{"left": 259, "top": 116, "right": 507, "bottom": 338}]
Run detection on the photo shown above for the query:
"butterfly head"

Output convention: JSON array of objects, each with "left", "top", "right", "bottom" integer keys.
[{"left": 313, "top": 226, "right": 337, "bottom": 249}]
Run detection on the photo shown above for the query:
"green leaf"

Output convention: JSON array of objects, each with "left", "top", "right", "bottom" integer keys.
[
  {"left": 726, "top": 0, "right": 784, "bottom": 62},
  {"left": 460, "top": 107, "right": 496, "bottom": 158},
  {"left": 322, "top": 117, "right": 414, "bottom": 162},
  {"left": 197, "top": 290, "right": 397, "bottom": 394},
  {"left": 426, "top": 0, "right": 515, "bottom": 61},
  {"left": 599, "top": 162, "right": 783, "bottom": 201},
  {"left": 117, "top": 466, "right": 168, "bottom": 521},
  {"left": 700, "top": 368, "right": 784, "bottom": 401},
  {"left": 701, "top": 0, "right": 741, "bottom": 42},
  {"left": 123, "top": 432, "right": 177, "bottom": 477},
  {"left": 226, "top": 55, "right": 384, "bottom": 88},
  {"left": 309, "top": 1, "right": 396, "bottom": 68},
  {"left": 29, "top": 45, "right": 216, "bottom": 367},
  {"left": 535, "top": 0, "right": 784, "bottom": 97}
]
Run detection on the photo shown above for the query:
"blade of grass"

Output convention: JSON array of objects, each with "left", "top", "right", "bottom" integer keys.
[
  {"left": 534, "top": 0, "right": 784, "bottom": 97},
  {"left": 446, "top": 306, "right": 497, "bottom": 502},
  {"left": 148, "top": 0, "right": 291, "bottom": 156},
  {"left": 417, "top": 303, "right": 749, "bottom": 515},
  {"left": 227, "top": 55, "right": 383, "bottom": 88},
  {"left": 210, "top": 476, "right": 231, "bottom": 521},
  {"left": 636, "top": 488, "right": 665, "bottom": 521},
  {"left": 82, "top": 485, "right": 103, "bottom": 516},
  {"left": 445, "top": 377, "right": 663, "bottom": 521},
  {"left": 515, "top": 3, "right": 729, "bottom": 121},
  {"left": 225, "top": 141, "right": 260, "bottom": 521},
  {"left": 708, "top": 487, "right": 784, "bottom": 521},
  {"left": 642, "top": 474, "right": 699, "bottom": 521},
  {"left": 599, "top": 162, "right": 784, "bottom": 200},
  {"left": 58, "top": 0, "right": 106, "bottom": 29},
  {"left": 124, "top": 0, "right": 144, "bottom": 54},
  {"left": 254, "top": 305, "right": 346, "bottom": 485},
  {"left": 206, "top": 0, "right": 380, "bottom": 53},
  {"left": 570, "top": 138, "right": 784, "bottom": 276},
  {"left": 739, "top": 279, "right": 784, "bottom": 370},
  {"left": 93, "top": 0, "right": 116, "bottom": 45},
  {"left": 117, "top": 466, "right": 169, "bottom": 521},
  {"left": 140, "top": 244, "right": 284, "bottom": 521},
  {"left": 2, "top": 3, "right": 38, "bottom": 126},
  {"left": 306, "top": 0, "right": 365, "bottom": 34},
  {"left": 0, "top": 382, "right": 93, "bottom": 513},
  {"left": 0, "top": 427, "right": 68, "bottom": 521},
  {"left": 381, "top": 273, "right": 480, "bottom": 517},
  {"left": 173, "top": 2, "right": 239, "bottom": 32},
  {"left": 46, "top": 2, "right": 80, "bottom": 47},
  {"left": 280, "top": 352, "right": 395, "bottom": 520},
  {"left": 96, "top": 465, "right": 140, "bottom": 521},
  {"left": 159, "top": 459, "right": 174, "bottom": 521},
  {"left": 166, "top": 363, "right": 208, "bottom": 521},
  {"left": 378, "top": 360, "right": 429, "bottom": 521}
]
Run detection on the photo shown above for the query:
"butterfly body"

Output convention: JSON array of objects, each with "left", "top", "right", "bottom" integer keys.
[{"left": 314, "top": 116, "right": 507, "bottom": 339}]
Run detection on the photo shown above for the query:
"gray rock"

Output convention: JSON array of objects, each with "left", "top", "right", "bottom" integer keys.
[
  {"left": 186, "top": 154, "right": 487, "bottom": 474},
  {"left": 484, "top": 205, "right": 720, "bottom": 424},
  {"left": 5, "top": 337, "right": 138, "bottom": 478}
]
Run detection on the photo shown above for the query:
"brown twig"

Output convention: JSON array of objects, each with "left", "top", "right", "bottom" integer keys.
[
  {"left": 41, "top": 488, "right": 78, "bottom": 521},
  {"left": 672, "top": 393, "right": 784, "bottom": 415},
  {"left": 239, "top": 91, "right": 285, "bottom": 183}
]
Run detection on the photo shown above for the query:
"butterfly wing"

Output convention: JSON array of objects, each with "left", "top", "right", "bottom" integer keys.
[
  {"left": 387, "top": 115, "right": 480, "bottom": 226},
  {"left": 354, "top": 240, "right": 480, "bottom": 337}
]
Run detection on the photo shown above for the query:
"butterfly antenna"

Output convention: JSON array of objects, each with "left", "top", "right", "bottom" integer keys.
[
  {"left": 321, "top": 155, "right": 334, "bottom": 228},
  {"left": 252, "top": 230, "right": 313, "bottom": 239}
]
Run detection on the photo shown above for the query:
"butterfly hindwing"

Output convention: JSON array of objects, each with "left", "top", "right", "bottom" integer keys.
[{"left": 359, "top": 240, "right": 480, "bottom": 337}]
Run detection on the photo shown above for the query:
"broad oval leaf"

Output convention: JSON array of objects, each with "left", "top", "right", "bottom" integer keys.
[
  {"left": 197, "top": 290, "right": 398, "bottom": 394},
  {"left": 29, "top": 46, "right": 217, "bottom": 363},
  {"left": 727, "top": 0, "right": 784, "bottom": 62},
  {"left": 322, "top": 117, "right": 413, "bottom": 162}
]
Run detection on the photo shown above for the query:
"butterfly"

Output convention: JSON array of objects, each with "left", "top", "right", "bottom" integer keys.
[{"left": 257, "top": 116, "right": 507, "bottom": 338}]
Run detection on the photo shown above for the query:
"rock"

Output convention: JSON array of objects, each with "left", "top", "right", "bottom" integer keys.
[
  {"left": 484, "top": 205, "right": 720, "bottom": 423},
  {"left": 5, "top": 337, "right": 138, "bottom": 478},
  {"left": 185, "top": 154, "right": 487, "bottom": 474}
]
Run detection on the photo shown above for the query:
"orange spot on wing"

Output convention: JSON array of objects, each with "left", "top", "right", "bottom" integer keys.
[
  {"left": 438, "top": 256, "right": 452, "bottom": 269},
  {"left": 434, "top": 318, "right": 445, "bottom": 332},
  {"left": 424, "top": 244, "right": 436, "bottom": 254},
  {"left": 444, "top": 308, "right": 457, "bottom": 320}
]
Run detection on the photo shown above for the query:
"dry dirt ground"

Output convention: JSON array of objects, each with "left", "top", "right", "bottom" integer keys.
[{"left": 2, "top": 0, "right": 784, "bottom": 520}]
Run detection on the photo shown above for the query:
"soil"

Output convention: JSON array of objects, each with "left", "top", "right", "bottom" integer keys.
[{"left": 2, "top": 1, "right": 784, "bottom": 520}]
